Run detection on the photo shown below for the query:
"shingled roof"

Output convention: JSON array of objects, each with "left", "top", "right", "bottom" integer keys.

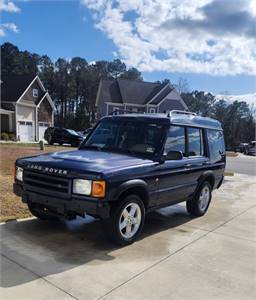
[
  {"left": 97, "top": 78, "right": 169, "bottom": 105},
  {"left": 1, "top": 74, "right": 37, "bottom": 102}
]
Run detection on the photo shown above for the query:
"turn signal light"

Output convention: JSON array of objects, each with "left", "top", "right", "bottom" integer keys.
[{"left": 92, "top": 181, "right": 106, "bottom": 198}]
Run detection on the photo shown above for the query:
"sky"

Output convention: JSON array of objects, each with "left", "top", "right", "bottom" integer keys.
[{"left": 1, "top": 0, "right": 256, "bottom": 95}]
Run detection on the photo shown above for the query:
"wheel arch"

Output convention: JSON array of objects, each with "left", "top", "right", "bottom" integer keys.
[
  {"left": 112, "top": 179, "right": 149, "bottom": 209},
  {"left": 197, "top": 171, "right": 215, "bottom": 190}
]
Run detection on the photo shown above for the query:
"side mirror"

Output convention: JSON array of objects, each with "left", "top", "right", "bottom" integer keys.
[{"left": 165, "top": 150, "right": 183, "bottom": 160}]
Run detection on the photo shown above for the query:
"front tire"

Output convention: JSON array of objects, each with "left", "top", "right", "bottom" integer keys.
[
  {"left": 186, "top": 181, "right": 212, "bottom": 217},
  {"left": 101, "top": 195, "right": 145, "bottom": 246}
]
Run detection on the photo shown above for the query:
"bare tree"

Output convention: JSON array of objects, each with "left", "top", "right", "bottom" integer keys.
[{"left": 174, "top": 77, "right": 190, "bottom": 93}]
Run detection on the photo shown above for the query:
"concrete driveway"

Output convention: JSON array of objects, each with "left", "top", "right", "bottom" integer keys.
[{"left": 1, "top": 174, "right": 256, "bottom": 300}]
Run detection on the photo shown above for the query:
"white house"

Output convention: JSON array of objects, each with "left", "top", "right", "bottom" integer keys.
[{"left": 1, "top": 74, "right": 55, "bottom": 142}]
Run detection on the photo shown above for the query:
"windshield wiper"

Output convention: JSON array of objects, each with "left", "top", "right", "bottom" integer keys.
[
  {"left": 81, "top": 145, "right": 102, "bottom": 151},
  {"left": 101, "top": 146, "right": 138, "bottom": 156},
  {"left": 101, "top": 146, "right": 123, "bottom": 153}
]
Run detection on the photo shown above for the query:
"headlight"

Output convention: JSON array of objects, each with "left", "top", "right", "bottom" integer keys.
[
  {"left": 16, "top": 167, "right": 23, "bottom": 181},
  {"left": 73, "top": 179, "right": 92, "bottom": 195},
  {"left": 72, "top": 179, "right": 106, "bottom": 198}
]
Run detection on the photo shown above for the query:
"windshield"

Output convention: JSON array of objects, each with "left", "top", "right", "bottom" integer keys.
[
  {"left": 81, "top": 119, "right": 166, "bottom": 157},
  {"left": 67, "top": 129, "right": 79, "bottom": 136}
]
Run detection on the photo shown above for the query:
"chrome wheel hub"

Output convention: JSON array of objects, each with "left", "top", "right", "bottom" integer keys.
[
  {"left": 119, "top": 203, "right": 142, "bottom": 239},
  {"left": 199, "top": 186, "right": 210, "bottom": 211}
]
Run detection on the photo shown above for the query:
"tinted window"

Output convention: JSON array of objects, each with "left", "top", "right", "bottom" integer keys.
[
  {"left": 207, "top": 129, "right": 225, "bottom": 162},
  {"left": 188, "top": 127, "right": 204, "bottom": 156},
  {"left": 165, "top": 126, "right": 186, "bottom": 156}
]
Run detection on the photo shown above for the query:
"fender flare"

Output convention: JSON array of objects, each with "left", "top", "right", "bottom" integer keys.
[
  {"left": 196, "top": 170, "right": 215, "bottom": 192},
  {"left": 112, "top": 179, "right": 149, "bottom": 202}
]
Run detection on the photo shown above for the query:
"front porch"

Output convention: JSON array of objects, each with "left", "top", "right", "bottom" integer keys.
[{"left": 0, "top": 108, "right": 15, "bottom": 132}]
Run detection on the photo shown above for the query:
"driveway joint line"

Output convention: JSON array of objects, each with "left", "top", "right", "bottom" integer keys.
[
  {"left": 97, "top": 203, "right": 256, "bottom": 300},
  {"left": 1, "top": 253, "right": 79, "bottom": 300}
]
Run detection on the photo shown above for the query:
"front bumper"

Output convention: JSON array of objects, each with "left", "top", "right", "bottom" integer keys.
[{"left": 13, "top": 183, "right": 110, "bottom": 219}]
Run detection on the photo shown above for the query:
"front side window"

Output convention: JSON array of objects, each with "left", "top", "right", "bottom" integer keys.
[
  {"left": 81, "top": 119, "right": 166, "bottom": 157},
  {"left": 207, "top": 129, "right": 225, "bottom": 162},
  {"left": 32, "top": 88, "right": 38, "bottom": 98},
  {"left": 187, "top": 127, "right": 204, "bottom": 156},
  {"left": 164, "top": 126, "right": 186, "bottom": 157}
]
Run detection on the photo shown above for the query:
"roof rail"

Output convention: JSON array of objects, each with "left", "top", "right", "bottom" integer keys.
[
  {"left": 109, "top": 109, "right": 142, "bottom": 115},
  {"left": 167, "top": 110, "right": 196, "bottom": 117}
]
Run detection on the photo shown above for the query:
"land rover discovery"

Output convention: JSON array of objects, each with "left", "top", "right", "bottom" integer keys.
[{"left": 14, "top": 111, "right": 226, "bottom": 245}]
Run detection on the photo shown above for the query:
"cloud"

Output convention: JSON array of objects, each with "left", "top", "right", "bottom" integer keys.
[
  {"left": 0, "top": 1, "right": 20, "bottom": 36},
  {"left": 81, "top": 0, "right": 256, "bottom": 75},
  {"left": 0, "top": 22, "right": 19, "bottom": 36},
  {"left": 0, "top": 0, "right": 20, "bottom": 12}
]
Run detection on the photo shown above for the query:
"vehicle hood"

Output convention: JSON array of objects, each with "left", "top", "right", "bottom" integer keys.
[{"left": 17, "top": 149, "right": 154, "bottom": 176}]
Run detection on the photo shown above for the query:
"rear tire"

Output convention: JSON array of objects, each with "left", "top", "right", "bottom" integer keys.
[
  {"left": 101, "top": 195, "right": 145, "bottom": 246},
  {"left": 28, "top": 203, "right": 59, "bottom": 221},
  {"left": 186, "top": 181, "right": 212, "bottom": 217}
]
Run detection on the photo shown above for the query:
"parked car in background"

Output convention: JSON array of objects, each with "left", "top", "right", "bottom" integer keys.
[
  {"left": 44, "top": 127, "right": 83, "bottom": 147},
  {"left": 235, "top": 143, "right": 248, "bottom": 153},
  {"left": 247, "top": 141, "right": 256, "bottom": 156}
]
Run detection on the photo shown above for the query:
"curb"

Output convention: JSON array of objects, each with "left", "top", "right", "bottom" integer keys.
[
  {"left": 0, "top": 216, "right": 35, "bottom": 225},
  {"left": 224, "top": 171, "right": 234, "bottom": 176}
]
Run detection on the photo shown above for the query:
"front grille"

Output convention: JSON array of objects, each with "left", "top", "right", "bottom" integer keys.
[{"left": 23, "top": 170, "right": 71, "bottom": 198}]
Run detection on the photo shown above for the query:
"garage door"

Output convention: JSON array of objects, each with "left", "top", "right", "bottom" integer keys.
[
  {"left": 18, "top": 121, "right": 34, "bottom": 142},
  {"left": 38, "top": 122, "right": 49, "bottom": 141}
]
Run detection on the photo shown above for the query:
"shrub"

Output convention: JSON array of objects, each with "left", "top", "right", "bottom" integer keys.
[
  {"left": 1, "top": 132, "right": 9, "bottom": 141},
  {"left": 9, "top": 133, "right": 16, "bottom": 141}
]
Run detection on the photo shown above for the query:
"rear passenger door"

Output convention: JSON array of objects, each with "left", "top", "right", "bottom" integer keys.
[{"left": 156, "top": 126, "right": 208, "bottom": 206}]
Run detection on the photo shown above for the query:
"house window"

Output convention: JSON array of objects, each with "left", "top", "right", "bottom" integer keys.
[
  {"left": 149, "top": 107, "right": 156, "bottom": 114},
  {"left": 33, "top": 89, "right": 38, "bottom": 98}
]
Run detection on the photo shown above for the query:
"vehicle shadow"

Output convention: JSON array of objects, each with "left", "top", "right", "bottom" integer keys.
[{"left": 1, "top": 204, "right": 192, "bottom": 288}]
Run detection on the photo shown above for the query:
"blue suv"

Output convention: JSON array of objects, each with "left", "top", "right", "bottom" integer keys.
[{"left": 14, "top": 111, "right": 226, "bottom": 245}]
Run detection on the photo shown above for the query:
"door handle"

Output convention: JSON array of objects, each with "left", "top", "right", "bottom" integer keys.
[{"left": 184, "top": 163, "right": 192, "bottom": 168}]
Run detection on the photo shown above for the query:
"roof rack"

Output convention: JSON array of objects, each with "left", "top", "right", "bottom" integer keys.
[
  {"left": 109, "top": 109, "right": 142, "bottom": 115},
  {"left": 167, "top": 110, "right": 196, "bottom": 117}
]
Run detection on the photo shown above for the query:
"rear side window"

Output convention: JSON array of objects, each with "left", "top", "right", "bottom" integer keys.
[
  {"left": 207, "top": 129, "right": 225, "bottom": 162},
  {"left": 165, "top": 126, "right": 186, "bottom": 156},
  {"left": 187, "top": 127, "right": 204, "bottom": 156}
]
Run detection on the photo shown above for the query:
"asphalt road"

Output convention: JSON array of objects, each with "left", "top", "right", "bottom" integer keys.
[{"left": 226, "top": 154, "right": 256, "bottom": 176}]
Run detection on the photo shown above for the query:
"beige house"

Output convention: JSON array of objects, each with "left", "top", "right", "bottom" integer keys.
[{"left": 1, "top": 75, "right": 55, "bottom": 142}]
